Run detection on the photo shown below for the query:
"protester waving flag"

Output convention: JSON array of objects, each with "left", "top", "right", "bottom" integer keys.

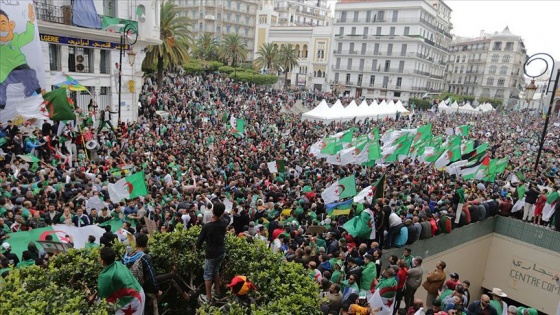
[
  {"left": 41, "top": 88, "right": 76, "bottom": 121},
  {"left": 267, "top": 160, "right": 286, "bottom": 173}
]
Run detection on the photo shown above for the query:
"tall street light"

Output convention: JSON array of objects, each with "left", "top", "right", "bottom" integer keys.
[
  {"left": 523, "top": 53, "right": 560, "bottom": 172},
  {"left": 118, "top": 23, "right": 138, "bottom": 123}
]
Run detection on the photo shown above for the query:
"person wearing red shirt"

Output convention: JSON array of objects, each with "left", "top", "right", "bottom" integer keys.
[{"left": 394, "top": 259, "right": 408, "bottom": 314}]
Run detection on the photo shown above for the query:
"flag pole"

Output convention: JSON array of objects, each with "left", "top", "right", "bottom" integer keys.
[{"left": 77, "top": 124, "right": 89, "bottom": 161}]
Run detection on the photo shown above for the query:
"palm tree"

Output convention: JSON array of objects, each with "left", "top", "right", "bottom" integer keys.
[
  {"left": 218, "top": 33, "right": 248, "bottom": 67},
  {"left": 194, "top": 33, "right": 218, "bottom": 61},
  {"left": 277, "top": 44, "right": 300, "bottom": 86},
  {"left": 253, "top": 42, "right": 279, "bottom": 73},
  {"left": 144, "top": 1, "right": 193, "bottom": 85}
]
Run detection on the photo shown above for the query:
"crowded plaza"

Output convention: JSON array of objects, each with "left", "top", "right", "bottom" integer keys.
[{"left": 0, "top": 67, "right": 558, "bottom": 314}]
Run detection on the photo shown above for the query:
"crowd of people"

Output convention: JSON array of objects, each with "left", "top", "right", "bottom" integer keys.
[{"left": 0, "top": 70, "right": 559, "bottom": 314}]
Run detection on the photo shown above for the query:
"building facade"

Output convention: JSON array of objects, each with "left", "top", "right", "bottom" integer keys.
[
  {"left": 175, "top": 0, "right": 259, "bottom": 60},
  {"left": 37, "top": 0, "right": 161, "bottom": 123},
  {"left": 272, "top": 0, "right": 331, "bottom": 27},
  {"left": 328, "top": 0, "right": 453, "bottom": 102},
  {"left": 445, "top": 27, "right": 527, "bottom": 108},
  {"left": 254, "top": 0, "right": 331, "bottom": 90}
]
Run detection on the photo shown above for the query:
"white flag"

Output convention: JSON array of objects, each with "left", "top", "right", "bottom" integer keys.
[
  {"left": 108, "top": 177, "right": 129, "bottom": 203},
  {"left": 353, "top": 185, "right": 373, "bottom": 204},
  {"left": 267, "top": 161, "right": 278, "bottom": 173}
]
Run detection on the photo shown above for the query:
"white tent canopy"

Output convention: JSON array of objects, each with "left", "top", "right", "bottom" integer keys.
[
  {"left": 394, "top": 100, "right": 410, "bottom": 113},
  {"left": 301, "top": 99, "right": 331, "bottom": 121}
]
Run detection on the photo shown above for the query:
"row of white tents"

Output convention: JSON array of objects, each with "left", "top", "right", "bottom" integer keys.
[
  {"left": 301, "top": 99, "right": 410, "bottom": 122},
  {"left": 438, "top": 101, "right": 495, "bottom": 113}
]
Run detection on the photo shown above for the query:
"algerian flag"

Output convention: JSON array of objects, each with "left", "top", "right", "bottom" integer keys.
[
  {"left": 326, "top": 152, "right": 343, "bottom": 165},
  {"left": 434, "top": 145, "right": 461, "bottom": 170},
  {"left": 340, "top": 142, "right": 366, "bottom": 165},
  {"left": 475, "top": 142, "right": 489, "bottom": 154},
  {"left": 230, "top": 114, "right": 245, "bottom": 137},
  {"left": 354, "top": 185, "right": 374, "bottom": 204},
  {"left": 267, "top": 160, "right": 286, "bottom": 173},
  {"left": 369, "top": 127, "right": 380, "bottom": 140},
  {"left": 335, "top": 127, "right": 354, "bottom": 143},
  {"left": 320, "top": 138, "right": 343, "bottom": 155},
  {"left": 4, "top": 225, "right": 106, "bottom": 262},
  {"left": 108, "top": 171, "right": 148, "bottom": 203},
  {"left": 321, "top": 175, "right": 357, "bottom": 204},
  {"left": 309, "top": 139, "right": 329, "bottom": 158},
  {"left": 368, "top": 277, "right": 398, "bottom": 315},
  {"left": 455, "top": 124, "right": 471, "bottom": 137},
  {"left": 342, "top": 208, "right": 375, "bottom": 239},
  {"left": 368, "top": 142, "right": 382, "bottom": 161},
  {"left": 414, "top": 124, "right": 432, "bottom": 142}
]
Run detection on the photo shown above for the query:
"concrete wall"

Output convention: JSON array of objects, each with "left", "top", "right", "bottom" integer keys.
[{"left": 483, "top": 235, "right": 560, "bottom": 314}]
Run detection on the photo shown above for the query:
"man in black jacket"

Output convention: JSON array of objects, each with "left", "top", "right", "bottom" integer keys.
[{"left": 523, "top": 183, "right": 539, "bottom": 222}]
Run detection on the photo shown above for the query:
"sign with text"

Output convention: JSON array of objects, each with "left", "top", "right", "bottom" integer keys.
[
  {"left": 510, "top": 255, "right": 560, "bottom": 295},
  {"left": 39, "top": 33, "right": 129, "bottom": 50}
]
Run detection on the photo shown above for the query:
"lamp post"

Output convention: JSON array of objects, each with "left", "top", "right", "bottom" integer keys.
[
  {"left": 127, "top": 48, "right": 137, "bottom": 120},
  {"left": 118, "top": 23, "right": 138, "bottom": 123},
  {"left": 523, "top": 53, "right": 560, "bottom": 172}
]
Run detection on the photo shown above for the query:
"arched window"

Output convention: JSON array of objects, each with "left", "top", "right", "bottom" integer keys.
[
  {"left": 491, "top": 54, "right": 499, "bottom": 62},
  {"left": 302, "top": 44, "right": 308, "bottom": 58},
  {"left": 489, "top": 65, "right": 496, "bottom": 74},
  {"left": 502, "top": 55, "right": 510, "bottom": 63},
  {"left": 499, "top": 66, "right": 508, "bottom": 75},
  {"left": 295, "top": 44, "right": 300, "bottom": 58},
  {"left": 486, "top": 77, "right": 494, "bottom": 86},
  {"left": 317, "top": 70, "right": 322, "bottom": 77}
]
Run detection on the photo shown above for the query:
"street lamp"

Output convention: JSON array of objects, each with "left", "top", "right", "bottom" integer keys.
[
  {"left": 118, "top": 23, "right": 138, "bottom": 123},
  {"left": 523, "top": 53, "right": 560, "bottom": 172}
]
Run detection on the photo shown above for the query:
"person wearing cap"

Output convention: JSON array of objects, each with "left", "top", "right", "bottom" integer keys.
[
  {"left": 447, "top": 272, "right": 460, "bottom": 289},
  {"left": 1, "top": 242, "right": 19, "bottom": 266},
  {"left": 489, "top": 288, "right": 508, "bottom": 315},
  {"left": 467, "top": 294, "right": 498, "bottom": 315}
]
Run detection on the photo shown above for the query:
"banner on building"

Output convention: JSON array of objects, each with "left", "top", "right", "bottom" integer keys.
[{"left": 0, "top": 1, "right": 47, "bottom": 124}]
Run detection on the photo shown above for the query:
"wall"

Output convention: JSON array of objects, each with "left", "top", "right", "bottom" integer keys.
[{"left": 483, "top": 235, "right": 560, "bottom": 314}]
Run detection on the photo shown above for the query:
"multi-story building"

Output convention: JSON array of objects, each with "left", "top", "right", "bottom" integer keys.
[
  {"left": 445, "top": 27, "right": 527, "bottom": 108},
  {"left": 328, "top": 0, "right": 453, "bottom": 102},
  {"left": 273, "top": 0, "right": 331, "bottom": 27},
  {"left": 175, "top": 0, "right": 259, "bottom": 60},
  {"left": 254, "top": 0, "right": 332, "bottom": 90},
  {"left": 37, "top": 0, "right": 161, "bottom": 123}
]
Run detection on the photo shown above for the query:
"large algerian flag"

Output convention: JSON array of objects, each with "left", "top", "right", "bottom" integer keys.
[
  {"left": 309, "top": 139, "right": 329, "bottom": 158},
  {"left": 368, "top": 142, "right": 382, "bottom": 161},
  {"left": 423, "top": 147, "right": 444, "bottom": 163},
  {"left": 326, "top": 152, "right": 343, "bottom": 165},
  {"left": 108, "top": 172, "right": 148, "bottom": 203},
  {"left": 342, "top": 208, "right": 375, "bottom": 239},
  {"left": 4, "top": 224, "right": 105, "bottom": 261},
  {"left": 414, "top": 123, "right": 432, "bottom": 142},
  {"left": 461, "top": 140, "right": 475, "bottom": 155},
  {"left": 340, "top": 141, "right": 367, "bottom": 165},
  {"left": 368, "top": 277, "right": 398, "bottom": 315},
  {"left": 321, "top": 175, "right": 357, "bottom": 204},
  {"left": 267, "top": 160, "right": 286, "bottom": 173},
  {"left": 434, "top": 144, "right": 461, "bottom": 170},
  {"left": 320, "top": 138, "right": 343, "bottom": 155},
  {"left": 41, "top": 88, "right": 76, "bottom": 121},
  {"left": 230, "top": 114, "right": 245, "bottom": 137},
  {"left": 335, "top": 127, "right": 354, "bottom": 143}
]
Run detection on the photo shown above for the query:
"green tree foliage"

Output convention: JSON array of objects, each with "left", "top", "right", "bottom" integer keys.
[
  {"left": 409, "top": 98, "right": 433, "bottom": 110},
  {"left": 277, "top": 44, "right": 300, "bottom": 86},
  {"left": 226, "top": 72, "right": 278, "bottom": 85},
  {"left": 218, "top": 34, "right": 248, "bottom": 67},
  {"left": 0, "top": 225, "right": 320, "bottom": 314},
  {"left": 143, "top": 1, "right": 193, "bottom": 85},
  {"left": 193, "top": 33, "right": 218, "bottom": 61},
  {"left": 253, "top": 42, "right": 279, "bottom": 72}
]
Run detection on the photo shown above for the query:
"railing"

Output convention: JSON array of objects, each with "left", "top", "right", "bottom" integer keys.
[
  {"left": 413, "top": 70, "right": 430, "bottom": 77},
  {"left": 35, "top": 2, "right": 69, "bottom": 25}
]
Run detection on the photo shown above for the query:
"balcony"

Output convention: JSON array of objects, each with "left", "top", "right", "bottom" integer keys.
[
  {"left": 413, "top": 70, "right": 430, "bottom": 77},
  {"left": 35, "top": 2, "right": 71, "bottom": 25}
]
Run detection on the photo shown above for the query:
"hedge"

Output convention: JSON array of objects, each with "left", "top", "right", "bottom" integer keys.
[{"left": 0, "top": 225, "right": 321, "bottom": 315}]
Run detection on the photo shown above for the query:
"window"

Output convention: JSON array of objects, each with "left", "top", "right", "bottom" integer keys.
[
  {"left": 361, "top": 43, "right": 366, "bottom": 55},
  {"left": 244, "top": 28, "right": 249, "bottom": 37},
  {"left": 363, "top": 27, "right": 369, "bottom": 38},
  {"left": 382, "top": 76, "right": 389, "bottom": 88},
  {"left": 489, "top": 65, "right": 496, "bottom": 74},
  {"left": 334, "top": 73, "right": 339, "bottom": 83},
  {"left": 347, "top": 59, "right": 353, "bottom": 70},
  {"left": 404, "top": 27, "right": 409, "bottom": 36},
  {"left": 486, "top": 77, "right": 494, "bottom": 86},
  {"left": 339, "top": 27, "right": 344, "bottom": 35},
  {"left": 345, "top": 73, "right": 351, "bottom": 84},
  {"left": 493, "top": 41, "right": 502, "bottom": 50},
  {"left": 398, "top": 60, "right": 405, "bottom": 72},
  {"left": 396, "top": 77, "right": 402, "bottom": 88},
  {"left": 351, "top": 27, "right": 356, "bottom": 35},
  {"left": 376, "top": 27, "right": 381, "bottom": 36},
  {"left": 299, "top": 66, "right": 307, "bottom": 74},
  {"left": 359, "top": 59, "right": 365, "bottom": 71},
  {"left": 499, "top": 66, "right": 508, "bottom": 75},
  {"left": 353, "top": 11, "right": 358, "bottom": 22},
  {"left": 387, "top": 44, "right": 393, "bottom": 56},
  {"left": 384, "top": 60, "right": 390, "bottom": 72},
  {"left": 392, "top": 10, "right": 398, "bottom": 22},
  {"left": 369, "top": 75, "right": 375, "bottom": 86},
  {"left": 371, "top": 59, "right": 378, "bottom": 71},
  {"left": 366, "top": 11, "right": 371, "bottom": 23},
  {"left": 373, "top": 43, "right": 379, "bottom": 55},
  {"left": 389, "top": 27, "right": 395, "bottom": 36},
  {"left": 100, "top": 87, "right": 110, "bottom": 95},
  {"left": 336, "top": 58, "right": 341, "bottom": 68},
  {"left": 497, "top": 78, "right": 505, "bottom": 86},
  {"left": 491, "top": 54, "right": 499, "bottom": 62},
  {"left": 505, "top": 42, "right": 514, "bottom": 51},
  {"left": 340, "top": 11, "right": 347, "bottom": 22},
  {"left": 236, "top": 2, "right": 240, "bottom": 10},
  {"left": 502, "top": 55, "right": 510, "bottom": 63},
  {"left": 100, "top": 50, "right": 111, "bottom": 74},
  {"left": 462, "top": 55, "right": 466, "bottom": 62},
  {"left": 400, "top": 44, "right": 407, "bottom": 56},
  {"left": 48, "top": 44, "right": 60, "bottom": 71}
]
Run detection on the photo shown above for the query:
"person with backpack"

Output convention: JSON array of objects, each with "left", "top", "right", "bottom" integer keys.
[{"left": 123, "top": 233, "right": 159, "bottom": 314}]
